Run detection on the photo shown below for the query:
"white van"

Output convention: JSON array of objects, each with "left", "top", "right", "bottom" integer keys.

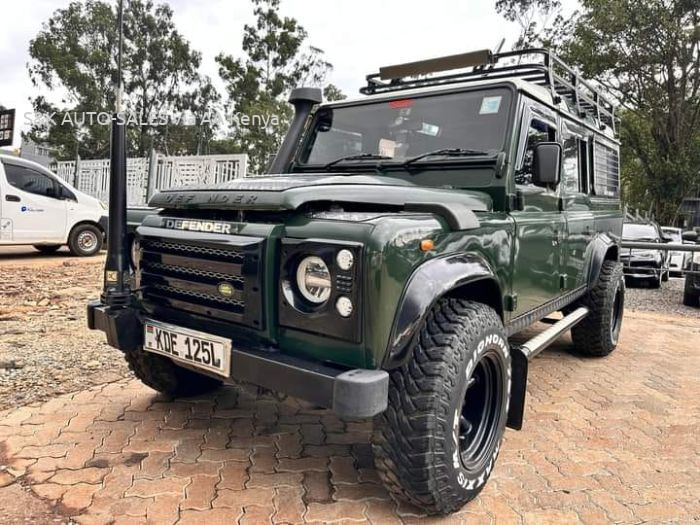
[{"left": 0, "top": 154, "right": 108, "bottom": 256}]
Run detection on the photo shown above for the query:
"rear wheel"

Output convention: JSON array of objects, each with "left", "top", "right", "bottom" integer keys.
[
  {"left": 572, "top": 260, "right": 624, "bottom": 356},
  {"left": 68, "top": 224, "right": 103, "bottom": 256},
  {"left": 372, "top": 299, "right": 510, "bottom": 515},
  {"left": 124, "top": 347, "right": 222, "bottom": 398},
  {"left": 33, "top": 244, "right": 61, "bottom": 254},
  {"left": 683, "top": 292, "right": 699, "bottom": 308}
]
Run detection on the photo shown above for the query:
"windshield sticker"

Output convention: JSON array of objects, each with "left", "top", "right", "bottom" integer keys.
[
  {"left": 418, "top": 123, "right": 440, "bottom": 136},
  {"left": 480, "top": 96, "right": 502, "bottom": 115},
  {"left": 379, "top": 138, "right": 397, "bottom": 157}
]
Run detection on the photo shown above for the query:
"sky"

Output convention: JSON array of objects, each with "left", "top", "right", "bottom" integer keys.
[{"left": 0, "top": 0, "right": 534, "bottom": 151}]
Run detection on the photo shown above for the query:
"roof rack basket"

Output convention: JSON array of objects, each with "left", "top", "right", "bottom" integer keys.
[{"left": 361, "top": 48, "right": 617, "bottom": 134}]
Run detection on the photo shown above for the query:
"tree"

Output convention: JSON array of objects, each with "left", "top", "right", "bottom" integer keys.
[
  {"left": 216, "top": 0, "right": 341, "bottom": 173},
  {"left": 495, "top": 0, "right": 575, "bottom": 49},
  {"left": 27, "top": 0, "right": 208, "bottom": 159},
  {"left": 565, "top": 0, "right": 700, "bottom": 223}
]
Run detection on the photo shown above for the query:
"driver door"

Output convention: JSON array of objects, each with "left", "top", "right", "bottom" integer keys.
[{"left": 510, "top": 107, "right": 565, "bottom": 316}]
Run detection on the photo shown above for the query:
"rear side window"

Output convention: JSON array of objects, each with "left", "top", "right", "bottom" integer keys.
[
  {"left": 4, "top": 163, "right": 57, "bottom": 198},
  {"left": 593, "top": 142, "right": 620, "bottom": 197},
  {"left": 562, "top": 135, "right": 580, "bottom": 193}
]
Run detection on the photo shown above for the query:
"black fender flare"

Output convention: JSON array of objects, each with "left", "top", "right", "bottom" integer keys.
[
  {"left": 383, "top": 253, "right": 501, "bottom": 369},
  {"left": 584, "top": 233, "right": 620, "bottom": 288}
]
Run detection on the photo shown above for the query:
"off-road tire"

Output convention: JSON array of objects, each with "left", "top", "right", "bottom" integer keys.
[
  {"left": 683, "top": 292, "right": 699, "bottom": 308},
  {"left": 124, "top": 347, "right": 222, "bottom": 398},
  {"left": 571, "top": 260, "right": 624, "bottom": 356},
  {"left": 372, "top": 299, "right": 511, "bottom": 515},
  {"left": 33, "top": 244, "right": 61, "bottom": 254},
  {"left": 68, "top": 223, "right": 103, "bottom": 256},
  {"left": 649, "top": 272, "right": 661, "bottom": 289}
]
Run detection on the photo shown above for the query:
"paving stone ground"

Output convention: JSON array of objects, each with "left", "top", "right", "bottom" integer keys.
[{"left": 0, "top": 309, "right": 698, "bottom": 524}]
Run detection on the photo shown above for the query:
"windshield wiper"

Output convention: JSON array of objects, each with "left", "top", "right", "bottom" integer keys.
[
  {"left": 323, "top": 153, "right": 393, "bottom": 170},
  {"left": 401, "top": 148, "right": 491, "bottom": 169}
]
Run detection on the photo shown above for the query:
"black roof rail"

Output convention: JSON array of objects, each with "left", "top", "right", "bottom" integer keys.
[{"left": 361, "top": 48, "right": 617, "bottom": 134}]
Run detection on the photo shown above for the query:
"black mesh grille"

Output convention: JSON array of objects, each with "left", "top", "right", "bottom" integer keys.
[{"left": 138, "top": 236, "right": 264, "bottom": 327}]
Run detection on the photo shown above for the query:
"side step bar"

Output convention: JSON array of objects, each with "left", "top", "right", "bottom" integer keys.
[
  {"left": 519, "top": 307, "right": 589, "bottom": 360},
  {"left": 507, "top": 307, "right": 589, "bottom": 430}
]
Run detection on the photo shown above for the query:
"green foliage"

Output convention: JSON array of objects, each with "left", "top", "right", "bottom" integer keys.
[
  {"left": 323, "top": 83, "right": 347, "bottom": 102},
  {"left": 27, "top": 0, "right": 216, "bottom": 159},
  {"left": 216, "top": 0, "right": 342, "bottom": 173},
  {"left": 495, "top": 0, "right": 575, "bottom": 49},
  {"left": 564, "top": 0, "right": 700, "bottom": 223}
]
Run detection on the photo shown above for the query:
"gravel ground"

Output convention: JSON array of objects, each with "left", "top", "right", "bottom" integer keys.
[
  {"left": 1, "top": 251, "right": 697, "bottom": 411},
  {"left": 625, "top": 277, "right": 699, "bottom": 318},
  {"left": 0, "top": 255, "right": 130, "bottom": 410}
]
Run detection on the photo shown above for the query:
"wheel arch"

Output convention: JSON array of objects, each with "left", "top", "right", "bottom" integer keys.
[
  {"left": 585, "top": 233, "right": 620, "bottom": 289},
  {"left": 70, "top": 219, "right": 105, "bottom": 237},
  {"left": 383, "top": 253, "right": 504, "bottom": 369}
]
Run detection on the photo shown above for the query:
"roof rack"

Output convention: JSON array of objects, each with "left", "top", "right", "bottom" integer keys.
[{"left": 361, "top": 48, "right": 617, "bottom": 134}]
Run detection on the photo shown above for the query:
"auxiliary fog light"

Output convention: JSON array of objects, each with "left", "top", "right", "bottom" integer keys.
[
  {"left": 336, "top": 249, "right": 355, "bottom": 271},
  {"left": 336, "top": 296, "right": 353, "bottom": 317}
]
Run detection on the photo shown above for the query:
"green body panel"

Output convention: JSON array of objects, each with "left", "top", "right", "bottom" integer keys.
[{"left": 139, "top": 83, "right": 623, "bottom": 371}]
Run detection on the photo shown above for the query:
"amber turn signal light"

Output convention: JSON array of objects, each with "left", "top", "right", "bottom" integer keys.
[{"left": 420, "top": 239, "right": 434, "bottom": 251}]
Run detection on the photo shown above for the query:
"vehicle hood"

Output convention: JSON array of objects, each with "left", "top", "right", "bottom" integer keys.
[
  {"left": 75, "top": 190, "right": 105, "bottom": 211},
  {"left": 149, "top": 174, "right": 493, "bottom": 230}
]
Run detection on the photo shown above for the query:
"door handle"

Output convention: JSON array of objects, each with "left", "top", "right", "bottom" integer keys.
[
  {"left": 552, "top": 229, "right": 565, "bottom": 246},
  {"left": 5, "top": 194, "right": 21, "bottom": 202}
]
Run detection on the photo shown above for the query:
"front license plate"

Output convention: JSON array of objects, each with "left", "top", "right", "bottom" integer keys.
[{"left": 143, "top": 320, "right": 231, "bottom": 377}]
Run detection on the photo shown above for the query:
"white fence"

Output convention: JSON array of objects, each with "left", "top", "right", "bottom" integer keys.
[{"left": 53, "top": 153, "right": 248, "bottom": 206}]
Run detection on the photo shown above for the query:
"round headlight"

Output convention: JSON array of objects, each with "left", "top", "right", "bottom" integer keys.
[{"left": 296, "top": 256, "right": 332, "bottom": 304}]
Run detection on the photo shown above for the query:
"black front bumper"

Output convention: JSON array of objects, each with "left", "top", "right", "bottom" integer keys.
[
  {"left": 621, "top": 259, "right": 662, "bottom": 279},
  {"left": 87, "top": 301, "right": 388, "bottom": 418}
]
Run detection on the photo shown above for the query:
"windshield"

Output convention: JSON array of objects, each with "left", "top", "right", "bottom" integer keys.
[
  {"left": 623, "top": 223, "right": 659, "bottom": 240},
  {"left": 299, "top": 89, "right": 512, "bottom": 167}
]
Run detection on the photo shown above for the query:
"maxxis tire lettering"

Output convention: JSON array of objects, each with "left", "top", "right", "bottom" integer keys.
[{"left": 451, "top": 331, "right": 510, "bottom": 491}]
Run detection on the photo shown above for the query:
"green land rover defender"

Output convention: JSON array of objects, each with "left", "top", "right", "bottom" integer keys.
[{"left": 89, "top": 48, "right": 625, "bottom": 514}]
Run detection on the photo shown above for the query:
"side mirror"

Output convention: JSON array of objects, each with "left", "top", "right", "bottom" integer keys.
[
  {"left": 532, "top": 142, "right": 562, "bottom": 187},
  {"left": 682, "top": 230, "right": 698, "bottom": 243}
]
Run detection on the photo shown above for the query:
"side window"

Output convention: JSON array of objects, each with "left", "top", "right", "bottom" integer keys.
[
  {"left": 592, "top": 142, "right": 620, "bottom": 197},
  {"left": 579, "top": 139, "right": 589, "bottom": 194},
  {"left": 562, "top": 135, "right": 580, "bottom": 193},
  {"left": 4, "top": 164, "right": 58, "bottom": 198},
  {"left": 516, "top": 118, "right": 556, "bottom": 185}
]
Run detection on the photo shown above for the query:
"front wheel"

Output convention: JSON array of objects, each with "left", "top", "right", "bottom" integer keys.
[
  {"left": 33, "top": 244, "right": 61, "bottom": 254},
  {"left": 649, "top": 272, "right": 662, "bottom": 289},
  {"left": 372, "top": 299, "right": 511, "bottom": 515},
  {"left": 68, "top": 224, "right": 103, "bottom": 256},
  {"left": 572, "top": 260, "right": 625, "bottom": 356},
  {"left": 124, "top": 347, "right": 222, "bottom": 398}
]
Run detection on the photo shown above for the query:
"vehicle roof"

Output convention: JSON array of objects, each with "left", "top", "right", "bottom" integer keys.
[
  {"left": 322, "top": 77, "right": 618, "bottom": 143},
  {"left": 0, "top": 153, "right": 58, "bottom": 176}
]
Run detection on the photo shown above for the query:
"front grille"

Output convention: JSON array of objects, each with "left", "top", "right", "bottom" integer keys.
[{"left": 137, "top": 235, "right": 264, "bottom": 328}]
